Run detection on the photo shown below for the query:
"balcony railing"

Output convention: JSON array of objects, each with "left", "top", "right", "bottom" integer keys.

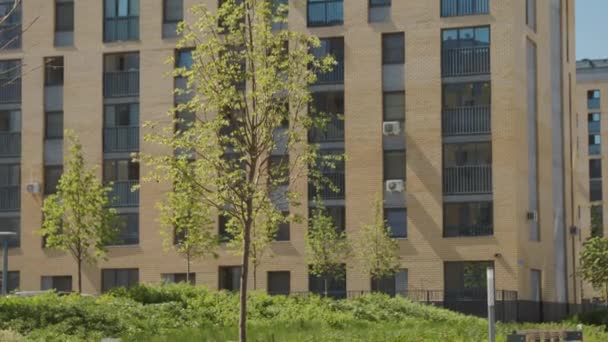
[
  {"left": 444, "top": 223, "right": 493, "bottom": 237},
  {"left": 589, "top": 121, "right": 601, "bottom": 134},
  {"left": 442, "top": 105, "right": 490, "bottom": 136},
  {"left": 590, "top": 144, "right": 601, "bottom": 156},
  {"left": 108, "top": 180, "right": 139, "bottom": 207},
  {"left": 316, "top": 62, "right": 344, "bottom": 85},
  {"left": 0, "top": 132, "right": 20, "bottom": 158},
  {"left": 0, "top": 24, "right": 21, "bottom": 49},
  {"left": 443, "top": 165, "right": 492, "bottom": 194},
  {"left": 442, "top": 46, "right": 490, "bottom": 77},
  {"left": 308, "top": 172, "right": 345, "bottom": 200},
  {"left": 307, "top": 0, "right": 343, "bottom": 27},
  {"left": 588, "top": 98, "right": 601, "bottom": 110},
  {"left": 0, "top": 186, "right": 19, "bottom": 211},
  {"left": 0, "top": 78, "right": 21, "bottom": 104},
  {"left": 441, "top": 0, "right": 489, "bottom": 17},
  {"left": 104, "top": 126, "right": 139, "bottom": 153},
  {"left": 104, "top": 71, "right": 139, "bottom": 98},
  {"left": 591, "top": 179, "right": 603, "bottom": 202},
  {"left": 309, "top": 117, "right": 344, "bottom": 143},
  {"left": 104, "top": 17, "right": 139, "bottom": 42}
]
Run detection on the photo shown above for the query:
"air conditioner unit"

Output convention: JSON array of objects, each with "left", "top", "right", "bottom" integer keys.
[
  {"left": 385, "top": 180, "right": 405, "bottom": 193},
  {"left": 526, "top": 210, "right": 538, "bottom": 222},
  {"left": 26, "top": 182, "right": 41, "bottom": 194},
  {"left": 383, "top": 121, "right": 401, "bottom": 136}
]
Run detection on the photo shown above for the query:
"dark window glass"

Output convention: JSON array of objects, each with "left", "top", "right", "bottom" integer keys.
[
  {"left": 104, "top": 53, "right": 140, "bottom": 72},
  {"left": 104, "top": 0, "right": 139, "bottom": 18},
  {"left": 104, "top": 103, "right": 139, "bottom": 127},
  {"left": 103, "top": 160, "right": 139, "bottom": 182},
  {"left": 275, "top": 212, "right": 290, "bottom": 241},
  {"left": 308, "top": 264, "right": 346, "bottom": 299},
  {"left": 44, "top": 57, "right": 64, "bottom": 86},
  {"left": 590, "top": 159, "right": 602, "bottom": 179},
  {"left": 369, "top": 0, "right": 391, "bottom": 7},
  {"left": 384, "top": 150, "right": 405, "bottom": 181},
  {"left": 442, "top": 82, "right": 491, "bottom": 108},
  {"left": 219, "top": 266, "right": 242, "bottom": 291},
  {"left": 385, "top": 208, "right": 407, "bottom": 238},
  {"left": 443, "top": 142, "right": 491, "bottom": 166},
  {"left": 0, "top": 110, "right": 19, "bottom": 132},
  {"left": 444, "top": 202, "right": 493, "bottom": 237},
  {"left": 45, "top": 111, "right": 63, "bottom": 139},
  {"left": 218, "top": 214, "right": 234, "bottom": 242},
  {"left": 0, "top": 217, "right": 19, "bottom": 247},
  {"left": 383, "top": 92, "right": 405, "bottom": 121},
  {"left": 55, "top": 0, "right": 74, "bottom": 32},
  {"left": 588, "top": 113, "right": 601, "bottom": 134},
  {"left": 591, "top": 179, "right": 603, "bottom": 202},
  {"left": 442, "top": 26, "right": 490, "bottom": 48},
  {"left": 163, "top": 0, "right": 183, "bottom": 23},
  {"left": 110, "top": 214, "right": 139, "bottom": 245},
  {"left": 589, "top": 134, "right": 601, "bottom": 155},
  {"left": 371, "top": 269, "right": 407, "bottom": 296},
  {"left": 307, "top": 0, "right": 344, "bottom": 27},
  {"left": 101, "top": 268, "right": 139, "bottom": 293},
  {"left": 41, "top": 275, "right": 72, "bottom": 292},
  {"left": 267, "top": 271, "right": 290, "bottom": 295},
  {"left": 0, "top": 271, "right": 19, "bottom": 293},
  {"left": 444, "top": 261, "right": 493, "bottom": 299},
  {"left": 382, "top": 33, "right": 404, "bottom": 64},
  {"left": 44, "top": 166, "right": 63, "bottom": 195},
  {"left": 591, "top": 205, "right": 604, "bottom": 238},
  {"left": 176, "top": 49, "right": 193, "bottom": 70}
]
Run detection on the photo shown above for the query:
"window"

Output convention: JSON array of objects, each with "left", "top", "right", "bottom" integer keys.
[
  {"left": 55, "top": 0, "right": 74, "bottom": 33},
  {"left": 371, "top": 268, "right": 407, "bottom": 296},
  {"left": 44, "top": 57, "right": 64, "bottom": 86},
  {"left": 267, "top": 271, "right": 290, "bottom": 295},
  {"left": 588, "top": 90, "right": 601, "bottom": 109},
  {"left": 161, "top": 273, "right": 195, "bottom": 285},
  {"left": 0, "top": 60, "right": 21, "bottom": 104},
  {"left": 101, "top": 268, "right": 139, "bottom": 293},
  {"left": 590, "top": 159, "right": 602, "bottom": 179},
  {"left": 443, "top": 82, "right": 490, "bottom": 108},
  {"left": 275, "top": 212, "right": 290, "bottom": 241},
  {"left": 0, "top": 110, "right": 19, "bottom": 132},
  {"left": 441, "top": 0, "right": 489, "bottom": 17},
  {"left": 443, "top": 142, "right": 491, "bottom": 167},
  {"left": 385, "top": 208, "right": 407, "bottom": 238},
  {"left": 384, "top": 150, "right": 405, "bottom": 181},
  {"left": 175, "top": 49, "right": 193, "bottom": 70},
  {"left": 219, "top": 266, "right": 242, "bottom": 291},
  {"left": 109, "top": 214, "right": 139, "bottom": 245},
  {"left": 588, "top": 113, "right": 601, "bottom": 134},
  {"left": 0, "top": 0, "right": 21, "bottom": 49},
  {"left": 0, "top": 217, "right": 19, "bottom": 247},
  {"left": 103, "top": 160, "right": 139, "bottom": 183},
  {"left": 590, "top": 134, "right": 601, "bottom": 156},
  {"left": 309, "top": 264, "right": 346, "bottom": 299},
  {"left": 218, "top": 214, "right": 234, "bottom": 242},
  {"left": 526, "top": 0, "right": 536, "bottom": 31},
  {"left": 383, "top": 92, "right": 405, "bottom": 122},
  {"left": 41, "top": 275, "right": 72, "bottom": 292},
  {"left": 530, "top": 269, "right": 541, "bottom": 302},
  {"left": 382, "top": 33, "right": 404, "bottom": 65},
  {"left": 369, "top": 0, "right": 391, "bottom": 7},
  {"left": 327, "top": 206, "right": 346, "bottom": 232},
  {"left": 591, "top": 205, "right": 604, "bottom": 238},
  {"left": 0, "top": 271, "right": 19, "bottom": 293},
  {"left": 309, "top": 91, "right": 344, "bottom": 143},
  {"left": 307, "top": 0, "right": 343, "bottom": 27},
  {"left": 0, "top": 165, "right": 20, "bottom": 212},
  {"left": 104, "top": 103, "right": 139, "bottom": 128},
  {"left": 103, "top": 53, "right": 140, "bottom": 97},
  {"left": 163, "top": 0, "right": 183, "bottom": 24},
  {"left": 104, "top": 0, "right": 139, "bottom": 42},
  {"left": 442, "top": 26, "right": 490, "bottom": 48},
  {"left": 591, "top": 179, "right": 603, "bottom": 202},
  {"left": 312, "top": 37, "right": 344, "bottom": 84},
  {"left": 45, "top": 111, "right": 63, "bottom": 139},
  {"left": 444, "top": 202, "right": 493, "bottom": 237},
  {"left": 104, "top": 53, "right": 140, "bottom": 73},
  {"left": 444, "top": 261, "right": 493, "bottom": 300},
  {"left": 441, "top": 26, "right": 490, "bottom": 77},
  {"left": 44, "top": 166, "right": 63, "bottom": 195}
]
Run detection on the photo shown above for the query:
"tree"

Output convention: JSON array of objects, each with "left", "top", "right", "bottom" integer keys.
[
  {"left": 306, "top": 199, "right": 350, "bottom": 297},
  {"left": 39, "top": 131, "right": 118, "bottom": 293},
  {"left": 591, "top": 205, "right": 604, "bottom": 238},
  {"left": 579, "top": 237, "right": 608, "bottom": 301},
  {"left": 354, "top": 196, "right": 400, "bottom": 288},
  {"left": 141, "top": 1, "right": 334, "bottom": 340}
]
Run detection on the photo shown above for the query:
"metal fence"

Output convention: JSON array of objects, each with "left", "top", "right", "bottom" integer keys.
[
  {"left": 0, "top": 78, "right": 21, "bottom": 104},
  {"left": 0, "top": 186, "right": 19, "bottom": 211},
  {"left": 104, "top": 127, "right": 139, "bottom": 153},
  {"left": 442, "top": 46, "right": 490, "bottom": 77},
  {"left": 308, "top": 172, "right": 345, "bottom": 200},
  {"left": 441, "top": 0, "right": 490, "bottom": 17},
  {"left": 442, "top": 105, "right": 491, "bottom": 136},
  {"left": 104, "top": 71, "right": 139, "bottom": 98},
  {"left": 104, "top": 17, "right": 139, "bottom": 42},
  {"left": 108, "top": 180, "right": 139, "bottom": 207},
  {"left": 0, "top": 132, "right": 20, "bottom": 157},
  {"left": 443, "top": 165, "right": 492, "bottom": 194},
  {"left": 316, "top": 61, "right": 344, "bottom": 85},
  {"left": 308, "top": 117, "right": 345, "bottom": 143}
]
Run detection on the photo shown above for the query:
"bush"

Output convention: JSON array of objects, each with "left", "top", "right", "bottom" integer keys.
[{"left": 573, "top": 309, "right": 608, "bottom": 328}]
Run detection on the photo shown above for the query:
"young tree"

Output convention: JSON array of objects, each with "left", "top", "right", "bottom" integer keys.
[
  {"left": 591, "top": 205, "right": 604, "bottom": 238},
  {"left": 141, "top": 1, "right": 334, "bottom": 340},
  {"left": 39, "top": 131, "right": 117, "bottom": 293},
  {"left": 354, "top": 196, "right": 401, "bottom": 288},
  {"left": 579, "top": 237, "right": 608, "bottom": 301},
  {"left": 306, "top": 199, "right": 350, "bottom": 297}
]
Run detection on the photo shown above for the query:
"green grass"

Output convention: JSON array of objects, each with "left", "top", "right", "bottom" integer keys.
[{"left": 0, "top": 284, "right": 607, "bottom": 341}]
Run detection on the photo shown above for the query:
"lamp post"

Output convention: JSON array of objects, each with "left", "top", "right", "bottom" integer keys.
[{"left": 0, "top": 231, "right": 16, "bottom": 295}]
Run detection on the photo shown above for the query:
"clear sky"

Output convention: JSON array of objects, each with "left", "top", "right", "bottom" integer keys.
[{"left": 576, "top": 0, "right": 608, "bottom": 60}]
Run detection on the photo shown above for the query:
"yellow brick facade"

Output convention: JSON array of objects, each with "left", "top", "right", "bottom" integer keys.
[{"left": 0, "top": 0, "right": 579, "bottom": 305}]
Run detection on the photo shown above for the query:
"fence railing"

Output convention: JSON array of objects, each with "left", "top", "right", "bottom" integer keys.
[
  {"left": 442, "top": 105, "right": 490, "bottom": 136},
  {"left": 104, "top": 126, "right": 139, "bottom": 153},
  {"left": 0, "top": 186, "right": 19, "bottom": 211},
  {"left": 441, "top": 0, "right": 490, "bottom": 17},
  {"left": 104, "top": 71, "right": 139, "bottom": 98},
  {"left": 104, "top": 17, "right": 139, "bottom": 42},
  {"left": 444, "top": 223, "right": 493, "bottom": 237},
  {"left": 0, "top": 78, "right": 21, "bottom": 104},
  {"left": 307, "top": 0, "right": 343, "bottom": 27},
  {"left": 308, "top": 172, "right": 345, "bottom": 200},
  {"left": 108, "top": 180, "right": 139, "bottom": 207},
  {"left": 316, "top": 61, "right": 344, "bottom": 85},
  {"left": 588, "top": 121, "right": 601, "bottom": 134},
  {"left": 442, "top": 46, "right": 490, "bottom": 77},
  {"left": 0, "top": 132, "right": 20, "bottom": 158},
  {"left": 443, "top": 165, "right": 492, "bottom": 194},
  {"left": 309, "top": 117, "right": 344, "bottom": 143}
]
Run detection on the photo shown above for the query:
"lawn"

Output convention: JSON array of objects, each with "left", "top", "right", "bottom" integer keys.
[{"left": 0, "top": 284, "right": 606, "bottom": 341}]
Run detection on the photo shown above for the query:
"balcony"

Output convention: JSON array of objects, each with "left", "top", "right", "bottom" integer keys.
[
  {"left": 0, "top": 132, "right": 20, "bottom": 157},
  {"left": 104, "top": 127, "right": 139, "bottom": 153},
  {"left": 316, "top": 62, "right": 344, "bottom": 85},
  {"left": 104, "top": 71, "right": 139, "bottom": 98},
  {"left": 104, "top": 16, "right": 139, "bottom": 42},
  {"left": 0, "top": 23, "right": 20, "bottom": 49},
  {"left": 588, "top": 98, "right": 601, "bottom": 110},
  {"left": 0, "top": 78, "right": 21, "bottom": 104},
  {"left": 590, "top": 144, "right": 601, "bottom": 156},
  {"left": 0, "top": 186, "right": 19, "bottom": 211},
  {"left": 442, "top": 47, "right": 490, "bottom": 77},
  {"left": 442, "top": 105, "right": 490, "bottom": 136},
  {"left": 443, "top": 165, "right": 492, "bottom": 195},
  {"left": 308, "top": 117, "right": 344, "bottom": 143},
  {"left": 589, "top": 121, "right": 600, "bottom": 134},
  {"left": 307, "top": 0, "right": 343, "bottom": 27},
  {"left": 108, "top": 180, "right": 139, "bottom": 207},
  {"left": 308, "top": 172, "right": 345, "bottom": 200},
  {"left": 444, "top": 223, "right": 492, "bottom": 237},
  {"left": 441, "top": 0, "right": 489, "bottom": 17}
]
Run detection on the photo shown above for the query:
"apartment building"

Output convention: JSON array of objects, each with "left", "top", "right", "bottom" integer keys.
[{"left": 0, "top": 0, "right": 578, "bottom": 317}]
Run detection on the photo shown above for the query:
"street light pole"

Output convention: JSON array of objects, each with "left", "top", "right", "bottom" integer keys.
[{"left": 0, "top": 231, "right": 16, "bottom": 296}]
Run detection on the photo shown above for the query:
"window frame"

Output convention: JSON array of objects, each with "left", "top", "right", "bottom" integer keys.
[
  {"left": 382, "top": 32, "right": 405, "bottom": 65},
  {"left": 55, "top": 0, "right": 74, "bottom": 33}
]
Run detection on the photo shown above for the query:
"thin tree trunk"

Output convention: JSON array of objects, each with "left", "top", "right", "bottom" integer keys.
[
  {"left": 239, "top": 220, "right": 252, "bottom": 342},
  {"left": 324, "top": 277, "right": 328, "bottom": 297},
  {"left": 186, "top": 252, "right": 191, "bottom": 284},
  {"left": 77, "top": 258, "right": 82, "bottom": 293},
  {"left": 253, "top": 263, "right": 257, "bottom": 290}
]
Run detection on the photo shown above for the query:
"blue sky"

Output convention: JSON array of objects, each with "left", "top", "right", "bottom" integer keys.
[{"left": 577, "top": 0, "right": 608, "bottom": 60}]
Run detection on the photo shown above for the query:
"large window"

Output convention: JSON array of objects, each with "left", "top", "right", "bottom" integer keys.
[
  {"left": 104, "top": 0, "right": 139, "bottom": 42},
  {"left": 0, "top": 0, "right": 21, "bottom": 49},
  {"left": 219, "top": 266, "right": 242, "bottom": 291},
  {"left": 103, "top": 159, "right": 139, "bottom": 207},
  {"left": 385, "top": 208, "right": 407, "bottom": 238},
  {"left": 309, "top": 91, "right": 344, "bottom": 143},
  {"left": 163, "top": 0, "right": 182, "bottom": 24},
  {"left": 312, "top": 38, "right": 344, "bottom": 84},
  {"left": 588, "top": 90, "right": 601, "bottom": 109},
  {"left": 443, "top": 82, "right": 490, "bottom": 108},
  {"left": 371, "top": 269, "right": 407, "bottom": 296},
  {"left": 55, "top": 0, "right": 74, "bottom": 33},
  {"left": 309, "top": 264, "right": 346, "bottom": 299},
  {"left": 44, "top": 57, "right": 64, "bottom": 86},
  {"left": 591, "top": 205, "right": 604, "bottom": 238},
  {"left": 41, "top": 275, "right": 72, "bottom": 292},
  {"left": 109, "top": 213, "right": 139, "bottom": 245},
  {"left": 307, "top": 0, "right": 343, "bottom": 27},
  {"left": 104, "top": 103, "right": 139, "bottom": 153},
  {"left": 444, "top": 202, "right": 492, "bottom": 237},
  {"left": 383, "top": 92, "right": 405, "bottom": 122},
  {"left": 103, "top": 53, "right": 140, "bottom": 98},
  {"left": 101, "top": 268, "right": 139, "bottom": 293},
  {"left": 0, "top": 271, "right": 19, "bottom": 293},
  {"left": 444, "top": 142, "right": 491, "bottom": 167},
  {"left": 274, "top": 212, "right": 290, "bottom": 241},
  {"left": 44, "top": 166, "right": 63, "bottom": 195},
  {"left": 0, "top": 60, "right": 21, "bottom": 104},
  {"left": 441, "top": 26, "right": 490, "bottom": 77},
  {"left": 267, "top": 271, "right": 290, "bottom": 295},
  {"left": 45, "top": 111, "right": 63, "bottom": 139},
  {"left": 382, "top": 33, "right": 405, "bottom": 65},
  {"left": 590, "top": 159, "right": 603, "bottom": 202},
  {"left": 384, "top": 150, "right": 405, "bottom": 181},
  {"left": 0, "top": 165, "right": 20, "bottom": 212},
  {"left": 444, "top": 261, "right": 493, "bottom": 299}
]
